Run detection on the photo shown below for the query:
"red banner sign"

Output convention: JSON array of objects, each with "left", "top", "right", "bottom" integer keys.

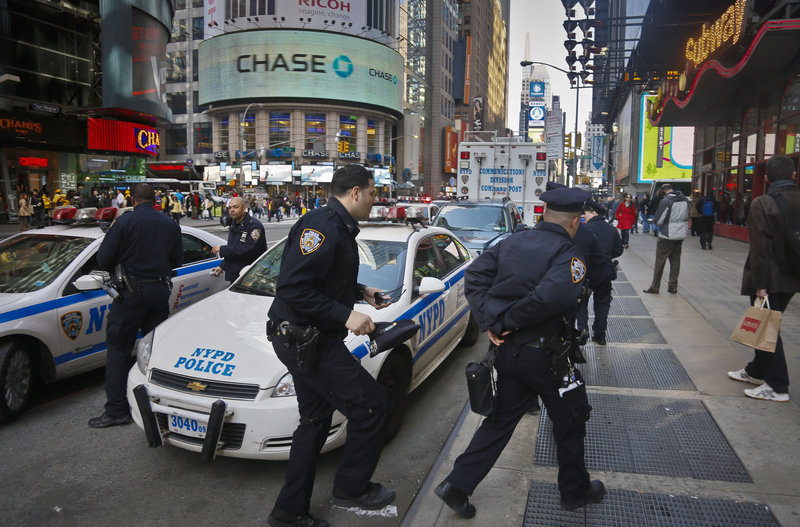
[
  {"left": 88, "top": 117, "right": 159, "bottom": 156},
  {"left": 19, "top": 157, "right": 48, "bottom": 167}
]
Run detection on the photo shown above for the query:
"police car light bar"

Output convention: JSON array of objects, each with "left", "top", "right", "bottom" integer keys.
[
  {"left": 53, "top": 206, "right": 78, "bottom": 224},
  {"left": 95, "top": 207, "right": 117, "bottom": 221}
]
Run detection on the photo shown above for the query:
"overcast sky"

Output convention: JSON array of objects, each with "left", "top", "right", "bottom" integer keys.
[{"left": 506, "top": 1, "right": 594, "bottom": 132}]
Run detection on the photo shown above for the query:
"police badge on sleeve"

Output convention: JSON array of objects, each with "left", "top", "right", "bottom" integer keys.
[
  {"left": 300, "top": 229, "right": 325, "bottom": 255},
  {"left": 571, "top": 257, "right": 586, "bottom": 283}
]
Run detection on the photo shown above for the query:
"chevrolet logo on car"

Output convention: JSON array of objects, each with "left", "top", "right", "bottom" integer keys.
[{"left": 187, "top": 381, "right": 208, "bottom": 392}]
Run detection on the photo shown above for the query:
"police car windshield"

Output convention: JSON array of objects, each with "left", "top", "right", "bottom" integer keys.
[
  {"left": 433, "top": 205, "right": 508, "bottom": 233},
  {"left": 237, "top": 240, "right": 286, "bottom": 296},
  {"left": 0, "top": 234, "right": 94, "bottom": 293}
]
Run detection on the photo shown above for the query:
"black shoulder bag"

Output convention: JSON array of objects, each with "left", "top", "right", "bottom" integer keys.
[{"left": 465, "top": 343, "right": 499, "bottom": 417}]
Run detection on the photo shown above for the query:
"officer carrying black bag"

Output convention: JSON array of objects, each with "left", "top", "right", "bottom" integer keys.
[{"left": 435, "top": 186, "right": 605, "bottom": 519}]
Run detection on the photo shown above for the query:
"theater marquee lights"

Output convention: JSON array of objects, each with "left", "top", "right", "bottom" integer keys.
[
  {"left": 685, "top": 0, "right": 750, "bottom": 67},
  {"left": 88, "top": 117, "right": 160, "bottom": 156}
]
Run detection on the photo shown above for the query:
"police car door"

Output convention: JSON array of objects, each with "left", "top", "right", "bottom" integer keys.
[
  {"left": 430, "top": 234, "right": 470, "bottom": 347},
  {"left": 169, "top": 233, "right": 225, "bottom": 312},
  {"left": 56, "top": 250, "right": 115, "bottom": 377},
  {"left": 410, "top": 235, "right": 447, "bottom": 370}
]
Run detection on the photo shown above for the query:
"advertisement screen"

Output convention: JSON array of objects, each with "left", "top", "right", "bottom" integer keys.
[
  {"left": 131, "top": 8, "right": 167, "bottom": 105},
  {"left": 88, "top": 118, "right": 159, "bottom": 157},
  {"left": 638, "top": 94, "right": 694, "bottom": 182},
  {"left": 199, "top": 31, "right": 403, "bottom": 117}
]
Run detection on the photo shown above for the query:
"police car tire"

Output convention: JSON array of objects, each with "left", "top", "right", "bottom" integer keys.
[
  {"left": 0, "top": 340, "right": 34, "bottom": 423},
  {"left": 459, "top": 313, "right": 480, "bottom": 347},
  {"left": 376, "top": 352, "right": 411, "bottom": 440}
]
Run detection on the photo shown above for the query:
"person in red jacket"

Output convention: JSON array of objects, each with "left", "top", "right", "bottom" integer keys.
[{"left": 615, "top": 194, "right": 637, "bottom": 248}]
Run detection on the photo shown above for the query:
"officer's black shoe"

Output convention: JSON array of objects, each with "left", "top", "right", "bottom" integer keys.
[
  {"left": 332, "top": 482, "right": 395, "bottom": 510},
  {"left": 577, "top": 330, "right": 590, "bottom": 345},
  {"left": 268, "top": 508, "right": 329, "bottom": 527},
  {"left": 592, "top": 335, "right": 607, "bottom": 346},
  {"left": 88, "top": 413, "right": 131, "bottom": 428},
  {"left": 435, "top": 480, "right": 476, "bottom": 518},
  {"left": 561, "top": 480, "right": 605, "bottom": 511}
]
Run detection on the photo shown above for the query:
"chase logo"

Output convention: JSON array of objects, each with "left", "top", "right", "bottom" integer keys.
[{"left": 333, "top": 55, "right": 353, "bottom": 78}]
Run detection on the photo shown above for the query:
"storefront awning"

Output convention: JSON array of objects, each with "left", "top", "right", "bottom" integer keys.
[{"left": 652, "top": 19, "right": 800, "bottom": 127}]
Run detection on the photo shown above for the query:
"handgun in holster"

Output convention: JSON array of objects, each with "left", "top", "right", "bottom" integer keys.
[
  {"left": 115, "top": 263, "right": 137, "bottom": 294},
  {"left": 271, "top": 321, "right": 321, "bottom": 373}
]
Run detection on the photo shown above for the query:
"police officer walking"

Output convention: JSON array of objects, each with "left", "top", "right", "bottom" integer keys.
[
  {"left": 266, "top": 165, "right": 394, "bottom": 527},
  {"left": 89, "top": 184, "right": 182, "bottom": 428},
  {"left": 435, "top": 187, "right": 605, "bottom": 518},
  {"left": 579, "top": 199, "right": 624, "bottom": 345},
  {"left": 212, "top": 197, "right": 266, "bottom": 282}
]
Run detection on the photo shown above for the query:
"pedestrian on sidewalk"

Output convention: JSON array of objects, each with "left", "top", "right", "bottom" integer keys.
[
  {"left": 728, "top": 154, "right": 799, "bottom": 403},
  {"left": 435, "top": 187, "right": 605, "bottom": 519},
  {"left": 643, "top": 184, "right": 690, "bottom": 294},
  {"left": 689, "top": 190, "right": 702, "bottom": 236},
  {"left": 646, "top": 189, "right": 664, "bottom": 236},
  {"left": 640, "top": 193, "right": 652, "bottom": 234},
  {"left": 615, "top": 193, "right": 636, "bottom": 248},
  {"left": 696, "top": 192, "right": 717, "bottom": 250}
]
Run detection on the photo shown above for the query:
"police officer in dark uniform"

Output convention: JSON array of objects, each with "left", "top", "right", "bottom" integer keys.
[
  {"left": 212, "top": 196, "right": 266, "bottom": 282},
  {"left": 435, "top": 187, "right": 605, "bottom": 518},
  {"left": 89, "top": 184, "right": 182, "bottom": 428},
  {"left": 580, "top": 199, "right": 624, "bottom": 345},
  {"left": 266, "top": 164, "right": 394, "bottom": 527}
]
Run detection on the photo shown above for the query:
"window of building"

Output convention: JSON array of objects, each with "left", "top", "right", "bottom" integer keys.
[
  {"left": 192, "top": 17, "right": 204, "bottom": 40},
  {"left": 305, "top": 113, "right": 326, "bottom": 150},
  {"left": 340, "top": 115, "right": 357, "bottom": 151},
  {"left": 367, "top": 120, "right": 376, "bottom": 153},
  {"left": 171, "top": 16, "right": 187, "bottom": 42},
  {"left": 384, "top": 126, "right": 392, "bottom": 157},
  {"left": 194, "top": 122, "right": 212, "bottom": 154},
  {"left": 175, "top": 0, "right": 186, "bottom": 9},
  {"left": 241, "top": 111, "right": 256, "bottom": 150},
  {"left": 166, "top": 124, "right": 188, "bottom": 155},
  {"left": 166, "top": 92, "right": 187, "bottom": 115},
  {"left": 192, "top": 49, "right": 199, "bottom": 82},
  {"left": 166, "top": 51, "right": 186, "bottom": 82},
  {"left": 220, "top": 117, "right": 230, "bottom": 152},
  {"left": 193, "top": 0, "right": 204, "bottom": 7},
  {"left": 270, "top": 112, "right": 290, "bottom": 148},
  {"left": 192, "top": 91, "right": 209, "bottom": 113}
]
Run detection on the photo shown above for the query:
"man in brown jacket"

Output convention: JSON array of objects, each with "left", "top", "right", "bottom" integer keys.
[{"left": 728, "top": 155, "right": 800, "bottom": 402}]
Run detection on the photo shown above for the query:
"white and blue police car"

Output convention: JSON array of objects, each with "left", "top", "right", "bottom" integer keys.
[
  {"left": 0, "top": 213, "right": 228, "bottom": 422},
  {"left": 127, "top": 223, "right": 479, "bottom": 460}
]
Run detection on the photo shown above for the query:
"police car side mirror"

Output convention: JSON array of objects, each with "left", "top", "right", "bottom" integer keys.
[
  {"left": 73, "top": 274, "right": 103, "bottom": 291},
  {"left": 417, "top": 277, "right": 446, "bottom": 296}
]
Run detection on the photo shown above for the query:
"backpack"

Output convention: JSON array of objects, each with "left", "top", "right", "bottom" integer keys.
[
  {"left": 701, "top": 199, "right": 714, "bottom": 217},
  {"left": 771, "top": 190, "right": 800, "bottom": 279}
]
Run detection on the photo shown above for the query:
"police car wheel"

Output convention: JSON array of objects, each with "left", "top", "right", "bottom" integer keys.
[
  {"left": 376, "top": 352, "right": 411, "bottom": 440},
  {"left": 459, "top": 313, "right": 480, "bottom": 347},
  {"left": 0, "top": 340, "right": 35, "bottom": 423}
]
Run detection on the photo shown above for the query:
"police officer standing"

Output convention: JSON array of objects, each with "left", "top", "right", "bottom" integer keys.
[
  {"left": 89, "top": 184, "right": 182, "bottom": 428},
  {"left": 579, "top": 199, "right": 624, "bottom": 345},
  {"left": 266, "top": 164, "right": 393, "bottom": 527},
  {"left": 212, "top": 197, "right": 266, "bottom": 282},
  {"left": 435, "top": 187, "right": 605, "bottom": 518}
]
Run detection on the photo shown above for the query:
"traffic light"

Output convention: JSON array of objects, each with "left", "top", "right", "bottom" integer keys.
[
  {"left": 564, "top": 133, "right": 572, "bottom": 149},
  {"left": 337, "top": 141, "right": 344, "bottom": 153},
  {"left": 343, "top": 141, "right": 350, "bottom": 153},
  {"left": 576, "top": 132, "right": 582, "bottom": 149}
]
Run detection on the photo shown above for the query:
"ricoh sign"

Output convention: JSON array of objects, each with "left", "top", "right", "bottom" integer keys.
[{"left": 199, "top": 31, "right": 403, "bottom": 117}]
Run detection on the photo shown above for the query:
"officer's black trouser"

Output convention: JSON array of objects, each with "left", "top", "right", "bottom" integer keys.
[
  {"left": 104, "top": 282, "right": 170, "bottom": 417},
  {"left": 745, "top": 293, "right": 793, "bottom": 393},
  {"left": 272, "top": 335, "right": 389, "bottom": 514},
  {"left": 576, "top": 282, "right": 613, "bottom": 340},
  {"left": 445, "top": 341, "right": 591, "bottom": 501}
]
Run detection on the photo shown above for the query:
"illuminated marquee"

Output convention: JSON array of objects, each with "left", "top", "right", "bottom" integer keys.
[
  {"left": 88, "top": 118, "right": 159, "bottom": 156},
  {"left": 135, "top": 128, "right": 160, "bottom": 155},
  {"left": 685, "top": 0, "right": 749, "bottom": 67}
]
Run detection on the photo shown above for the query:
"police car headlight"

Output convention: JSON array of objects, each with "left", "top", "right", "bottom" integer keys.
[
  {"left": 271, "top": 372, "right": 296, "bottom": 397},
  {"left": 135, "top": 330, "right": 155, "bottom": 374}
]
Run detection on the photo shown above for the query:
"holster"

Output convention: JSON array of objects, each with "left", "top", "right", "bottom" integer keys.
[{"left": 269, "top": 321, "right": 322, "bottom": 373}]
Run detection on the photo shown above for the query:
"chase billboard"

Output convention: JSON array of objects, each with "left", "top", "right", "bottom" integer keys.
[{"left": 199, "top": 30, "right": 403, "bottom": 118}]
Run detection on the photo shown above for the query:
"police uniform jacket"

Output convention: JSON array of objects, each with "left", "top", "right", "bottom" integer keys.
[
  {"left": 585, "top": 216, "right": 624, "bottom": 260},
  {"left": 573, "top": 224, "right": 614, "bottom": 288},
  {"left": 268, "top": 196, "right": 363, "bottom": 339},
  {"left": 465, "top": 221, "right": 586, "bottom": 345},
  {"left": 220, "top": 214, "right": 267, "bottom": 282},
  {"left": 97, "top": 203, "right": 182, "bottom": 278}
]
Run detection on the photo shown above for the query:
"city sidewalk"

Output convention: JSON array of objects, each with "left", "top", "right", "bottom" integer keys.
[{"left": 404, "top": 229, "right": 800, "bottom": 527}]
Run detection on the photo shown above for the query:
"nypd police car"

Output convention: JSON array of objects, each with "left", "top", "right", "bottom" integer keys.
[
  {"left": 127, "top": 223, "right": 478, "bottom": 460},
  {"left": 0, "top": 218, "right": 227, "bottom": 422}
]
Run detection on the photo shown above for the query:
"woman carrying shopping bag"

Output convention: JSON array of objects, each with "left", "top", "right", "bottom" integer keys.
[{"left": 615, "top": 194, "right": 637, "bottom": 248}]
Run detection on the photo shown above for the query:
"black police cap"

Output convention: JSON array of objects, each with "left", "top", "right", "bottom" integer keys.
[
  {"left": 546, "top": 181, "right": 567, "bottom": 191},
  {"left": 584, "top": 198, "right": 607, "bottom": 215},
  {"left": 369, "top": 319, "right": 420, "bottom": 357},
  {"left": 540, "top": 187, "right": 592, "bottom": 213}
]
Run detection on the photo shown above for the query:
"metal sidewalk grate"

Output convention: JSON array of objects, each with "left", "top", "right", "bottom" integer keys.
[
  {"left": 580, "top": 346, "right": 695, "bottom": 390},
  {"left": 604, "top": 318, "right": 666, "bottom": 344},
  {"left": 615, "top": 271, "right": 628, "bottom": 281},
  {"left": 612, "top": 282, "right": 637, "bottom": 297},
  {"left": 534, "top": 393, "right": 751, "bottom": 482},
  {"left": 588, "top": 296, "right": 648, "bottom": 317},
  {"left": 523, "top": 482, "right": 778, "bottom": 527}
]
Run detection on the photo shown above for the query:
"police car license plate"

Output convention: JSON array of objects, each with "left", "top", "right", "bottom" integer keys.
[{"left": 167, "top": 414, "right": 207, "bottom": 438}]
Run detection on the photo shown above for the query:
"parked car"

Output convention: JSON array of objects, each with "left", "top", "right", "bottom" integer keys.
[{"left": 432, "top": 199, "right": 526, "bottom": 254}]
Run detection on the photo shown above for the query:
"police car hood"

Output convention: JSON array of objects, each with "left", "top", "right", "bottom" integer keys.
[{"left": 147, "top": 287, "right": 284, "bottom": 388}]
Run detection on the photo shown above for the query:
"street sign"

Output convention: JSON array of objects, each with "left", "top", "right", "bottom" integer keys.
[{"left": 186, "top": 158, "right": 193, "bottom": 166}]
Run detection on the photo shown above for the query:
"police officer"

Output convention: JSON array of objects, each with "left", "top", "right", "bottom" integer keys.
[
  {"left": 579, "top": 199, "right": 623, "bottom": 345},
  {"left": 266, "top": 164, "right": 394, "bottom": 527},
  {"left": 212, "top": 197, "right": 266, "bottom": 282},
  {"left": 89, "top": 184, "right": 182, "bottom": 428},
  {"left": 435, "top": 187, "right": 605, "bottom": 518}
]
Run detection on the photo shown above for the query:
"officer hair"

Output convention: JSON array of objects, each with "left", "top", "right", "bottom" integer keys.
[
  {"left": 544, "top": 209, "right": 581, "bottom": 227},
  {"left": 132, "top": 183, "right": 155, "bottom": 203},
  {"left": 331, "top": 164, "right": 372, "bottom": 197},
  {"left": 767, "top": 154, "right": 795, "bottom": 181}
]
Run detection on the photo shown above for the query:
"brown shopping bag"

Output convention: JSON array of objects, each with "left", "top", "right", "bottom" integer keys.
[{"left": 730, "top": 297, "right": 782, "bottom": 352}]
